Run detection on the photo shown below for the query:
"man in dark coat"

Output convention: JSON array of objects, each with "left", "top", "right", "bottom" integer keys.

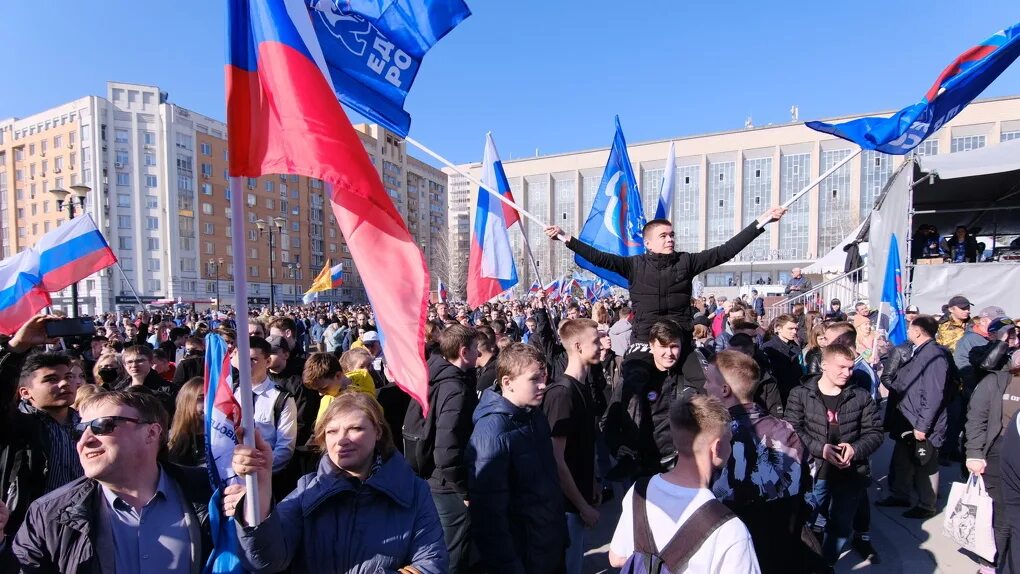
[{"left": 877, "top": 315, "right": 950, "bottom": 519}]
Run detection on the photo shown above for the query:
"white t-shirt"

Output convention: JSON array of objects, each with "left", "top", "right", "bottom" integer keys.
[{"left": 610, "top": 474, "right": 760, "bottom": 574}]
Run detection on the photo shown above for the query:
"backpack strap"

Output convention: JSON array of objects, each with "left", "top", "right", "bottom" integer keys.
[
  {"left": 632, "top": 477, "right": 657, "bottom": 555},
  {"left": 657, "top": 499, "right": 736, "bottom": 572},
  {"left": 271, "top": 384, "right": 291, "bottom": 424}
]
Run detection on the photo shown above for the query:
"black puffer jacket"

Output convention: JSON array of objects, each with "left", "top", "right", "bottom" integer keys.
[
  {"left": 426, "top": 355, "right": 479, "bottom": 498},
  {"left": 784, "top": 379, "right": 883, "bottom": 477},
  {"left": 467, "top": 390, "right": 566, "bottom": 574},
  {"left": 566, "top": 222, "right": 764, "bottom": 340}
]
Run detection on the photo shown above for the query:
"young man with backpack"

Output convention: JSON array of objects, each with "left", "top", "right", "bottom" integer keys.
[
  {"left": 608, "top": 394, "right": 760, "bottom": 573},
  {"left": 402, "top": 324, "right": 479, "bottom": 574}
]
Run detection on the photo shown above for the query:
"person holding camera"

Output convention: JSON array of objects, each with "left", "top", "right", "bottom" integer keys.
[{"left": 785, "top": 344, "right": 883, "bottom": 569}]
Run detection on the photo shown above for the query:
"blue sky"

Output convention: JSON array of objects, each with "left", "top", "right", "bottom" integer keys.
[{"left": 2, "top": 1, "right": 1020, "bottom": 164}]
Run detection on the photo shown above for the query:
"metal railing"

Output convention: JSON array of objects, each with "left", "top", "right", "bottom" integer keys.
[{"left": 763, "top": 265, "right": 867, "bottom": 325}]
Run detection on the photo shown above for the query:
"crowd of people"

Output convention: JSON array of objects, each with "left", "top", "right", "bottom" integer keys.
[{"left": 3, "top": 210, "right": 1020, "bottom": 574}]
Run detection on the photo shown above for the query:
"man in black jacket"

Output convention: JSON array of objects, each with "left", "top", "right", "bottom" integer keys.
[
  {"left": 545, "top": 207, "right": 787, "bottom": 386},
  {"left": 878, "top": 315, "right": 950, "bottom": 519},
  {"left": 421, "top": 324, "right": 479, "bottom": 574},
  {"left": 785, "top": 344, "right": 883, "bottom": 568},
  {"left": 13, "top": 389, "right": 212, "bottom": 573},
  {"left": 605, "top": 320, "right": 700, "bottom": 479}
]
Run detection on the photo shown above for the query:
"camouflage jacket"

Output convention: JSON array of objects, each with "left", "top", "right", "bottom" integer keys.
[
  {"left": 936, "top": 319, "right": 970, "bottom": 353},
  {"left": 712, "top": 403, "right": 808, "bottom": 508}
]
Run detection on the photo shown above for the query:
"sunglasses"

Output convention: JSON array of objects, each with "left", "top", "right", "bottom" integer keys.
[{"left": 73, "top": 416, "right": 152, "bottom": 441}]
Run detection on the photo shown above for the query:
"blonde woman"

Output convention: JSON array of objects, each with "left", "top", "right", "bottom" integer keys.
[{"left": 224, "top": 393, "right": 447, "bottom": 572}]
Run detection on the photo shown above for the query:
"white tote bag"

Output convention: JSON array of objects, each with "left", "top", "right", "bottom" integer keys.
[{"left": 943, "top": 473, "right": 996, "bottom": 562}]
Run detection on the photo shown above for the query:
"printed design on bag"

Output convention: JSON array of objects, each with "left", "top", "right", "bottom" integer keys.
[{"left": 951, "top": 500, "right": 978, "bottom": 546}]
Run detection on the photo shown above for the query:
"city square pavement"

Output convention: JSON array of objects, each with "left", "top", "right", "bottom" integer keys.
[{"left": 581, "top": 440, "right": 982, "bottom": 574}]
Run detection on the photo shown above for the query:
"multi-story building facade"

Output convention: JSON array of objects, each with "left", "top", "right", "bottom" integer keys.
[
  {"left": 0, "top": 81, "right": 447, "bottom": 314},
  {"left": 448, "top": 96, "right": 1020, "bottom": 289}
]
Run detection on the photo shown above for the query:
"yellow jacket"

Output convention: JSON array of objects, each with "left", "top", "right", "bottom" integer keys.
[{"left": 936, "top": 318, "right": 970, "bottom": 353}]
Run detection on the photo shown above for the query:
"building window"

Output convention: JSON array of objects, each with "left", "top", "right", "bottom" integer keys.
[
  {"left": 115, "top": 129, "right": 129, "bottom": 144},
  {"left": 115, "top": 150, "right": 129, "bottom": 165},
  {"left": 146, "top": 195, "right": 158, "bottom": 209},
  {"left": 817, "top": 149, "right": 853, "bottom": 256},
  {"left": 741, "top": 157, "right": 772, "bottom": 260},
  {"left": 116, "top": 173, "right": 130, "bottom": 186},
  {"left": 707, "top": 161, "right": 735, "bottom": 248},
  {"left": 118, "top": 237, "right": 132, "bottom": 250},
  {"left": 247, "top": 193, "right": 256, "bottom": 207},
  {"left": 146, "top": 217, "right": 159, "bottom": 230},
  {"left": 1001, "top": 131, "right": 1020, "bottom": 142},
  {"left": 204, "top": 223, "right": 215, "bottom": 235},
  {"left": 200, "top": 142, "right": 212, "bottom": 155},
  {"left": 860, "top": 150, "right": 891, "bottom": 219},
  {"left": 915, "top": 139, "right": 939, "bottom": 157},
  {"left": 779, "top": 153, "right": 810, "bottom": 259},
  {"left": 147, "top": 237, "right": 160, "bottom": 250},
  {"left": 118, "top": 215, "right": 131, "bottom": 229},
  {"left": 950, "top": 135, "right": 986, "bottom": 153},
  {"left": 147, "top": 258, "right": 161, "bottom": 271},
  {"left": 144, "top": 152, "right": 156, "bottom": 166},
  {"left": 145, "top": 175, "right": 158, "bottom": 188},
  {"left": 143, "top": 131, "right": 156, "bottom": 145},
  {"left": 117, "top": 194, "right": 131, "bottom": 207}
]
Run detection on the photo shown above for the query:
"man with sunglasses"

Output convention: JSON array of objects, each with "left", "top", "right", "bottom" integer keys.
[{"left": 12, "top": 389, "right": 213, "bottom": 573}]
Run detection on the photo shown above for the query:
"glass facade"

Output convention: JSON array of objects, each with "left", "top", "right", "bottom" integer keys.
[
  {"left": 673, "top": 165, "right": 700, "bottom": 253},
  {"left": 817, "top": 149, "right": 853, "bottom": 256},
  {"left": 641, "top": 167, "right": 663, "bottom": 220},
  {"left": 706, "top": 161, "right": 735, "bottom": 247},
  {"left": 951, "top": 135, "right": 986, "bottom": 153},
  {"left": 581, "top": 173, "right": 600, "bottom": 219},
  {"left": 525, "top": 176, "right": 548, "bottom": 283},
  {"left": 553, "top": 175, "right": 576, "bottom": 277},
  {"left": 741, "top": 157, "right": 772, "bottom": 260},
  {"left": 1001, "top": 130, "right": 1020, "bottom": 142},
  {"left": 860, "top": 150, "right": 892, "bottom": 219},
  {"left": 780, "top": 153, "right": 810, "bottom": 258}
]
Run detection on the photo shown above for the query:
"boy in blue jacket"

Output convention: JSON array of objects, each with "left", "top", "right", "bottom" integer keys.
[{"left": 466, "top": 343, "right": 566, "bottom": 574}]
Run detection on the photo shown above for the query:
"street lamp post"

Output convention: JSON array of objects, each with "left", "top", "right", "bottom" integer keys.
[
  {"left": 286, "top": 262, "right": 301, "bottom": 305},
  {"left": 49, "top": 185, "right": 91, "bottom": 317},
  {"left": 255, "top": 217, "right": 286, "bottom": 311},
  {"left": 208, "top": 257, "right": 224, "bottom": 310}
]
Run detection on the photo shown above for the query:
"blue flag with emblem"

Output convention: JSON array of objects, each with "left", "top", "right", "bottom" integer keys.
[
  {"left": 575, "top": 116, "right": 647, "bottom": 287},
  {"left": 306, "top": 0, "right": 471, "bottom": 137},
  {"left": 807, "top": 22, "right": 1020, "bottom": 154},
  {"left": 880, "top": 234, "right": 908, "bottom": 346}
]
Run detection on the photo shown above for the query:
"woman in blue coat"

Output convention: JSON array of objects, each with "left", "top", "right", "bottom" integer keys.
[{"left": 224, "top": 392, "right": 447, "bottom": 574}]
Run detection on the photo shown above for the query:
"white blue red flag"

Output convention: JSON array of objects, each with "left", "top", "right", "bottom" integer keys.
[
  {"left": 226, "top": 0, "right": 458, "bottom": 415},
  {"left": 0, "top": 251, "right": 50, "bottom": 335},
  {"left": 543, "top": 278, "right": 561, "bottom": 301},
  {"left": 575, "top": 116, "right": 647, "bottom": 286},
  {"left": 528, "top": 280, "right": 541, "bottom": 295},
  {"left": 807, "top": 22, "right": 1020, "bottom": 154},
  {"left": 467, "top": 134, "right": 518, "bottom": 307},
  {"left": 35, "top": 214, "right": 117, "bottom": 293},
  {"left": 654, "top": 141, "right": 676, "bottom": 220},
  {"left": 330, "top": 262, "right": 344, "bottom": 288},
  {"left": 202, "top": 333, "right": 243, "bottom": 574},
  {"left": 438, "top": 278, "right": 448, "bottom": 303}
]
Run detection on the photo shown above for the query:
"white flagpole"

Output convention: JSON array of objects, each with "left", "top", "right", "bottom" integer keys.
[
  {"left": 760, "top": 148, "right": 862, "bottom": 229},
  {"left": 115, "top": 261, "right": 146, "bottom": 307},
  {"left": 406, "top": 137, "right": 551, "bottom": 230},
  {"left": 228, "top": 176, "right": 261, "bottom": 526}
]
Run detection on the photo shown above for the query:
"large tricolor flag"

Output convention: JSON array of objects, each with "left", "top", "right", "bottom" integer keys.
[
  {"left": 202, "top": 333, "right": 243, "bottom": 574},
  {"left": 575, "top": 116, "right": 646, "bottom": 286},
  {"left": 481, "top": 132, "right": 520, "bottom": 228},
  {"left": 653, "top": 141, "right": 676, "bottom": 220},
  {"left": 0, "top": 251, "right": 50, "bottom": 335},
  {"left": 807, "top": 22, "right": 1020, "bottom": 154},
  {"left": 227, "top": 0, "right": 467, "bottom": 415},
  {"left": 35, "top": 214, "right": 117, "bottom": 293},
  {"left": 305, "top": 0, "right": 470, "bottom": 137},
  {"left": 467, "top": 134, "right": 518, "bottom": 307}
]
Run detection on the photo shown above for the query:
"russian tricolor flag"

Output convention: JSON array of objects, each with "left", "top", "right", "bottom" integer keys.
[
  {"left": 438, "top": 278, "right": 448, "bottom": 303},
  {"left": 226, "top": 0, "right": 466, "bottom": 416},
  {"left": 0, "top": 251, "right": 51, "bottom": 335},
  {"left": 543, "top": 278, "right": 561, "bottom": 301},
  {"left": 467, "top": 134, "right": 518, "bottom": 307},
  {"left": 35, "top": 215, "right": 117, "bottom": 293},
  {"left": 330, "top": 262, "right": 343, "bottom": 288},
  {"left": 203, "top": 332, "right": 244, "bottom": 574}
]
